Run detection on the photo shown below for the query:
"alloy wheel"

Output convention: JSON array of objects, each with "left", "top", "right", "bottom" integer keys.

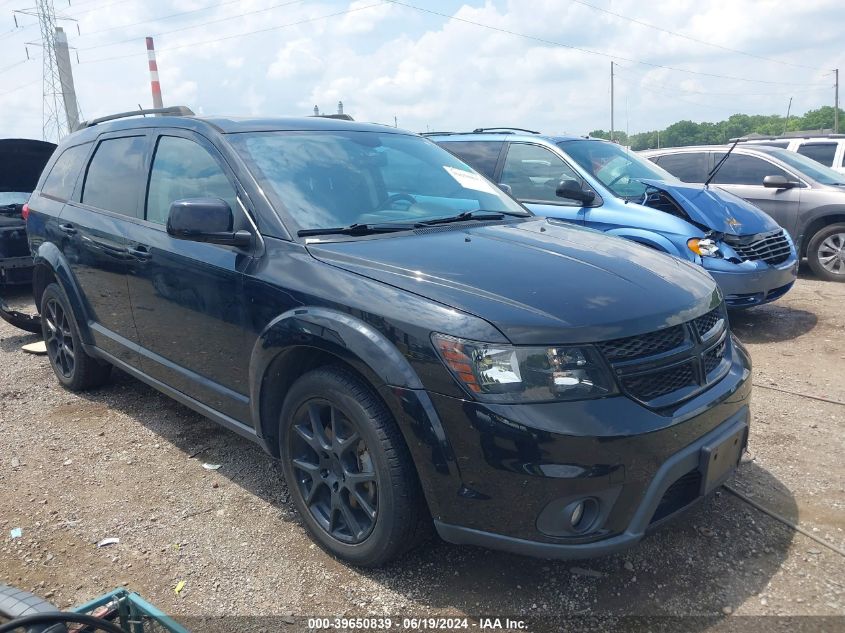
[
  {"left": 289, "top": 399, "right": 379, "bottom": 544},
  {"left": 44, "top": 298, "right": 75, "bottom": 379},
  {"left": 817, "top": 232, "right": 845, "bottom": 276}
]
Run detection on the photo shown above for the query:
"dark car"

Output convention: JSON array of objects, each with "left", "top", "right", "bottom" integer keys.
[
  {"left": 643, "top": 145, "right": 845, "bottom": 282},
  {"left": 0, "top": 138, "right": 56, "bottom": 285},
  {"left": 25, "top": 108, "right": 751, "bottom": 567}
]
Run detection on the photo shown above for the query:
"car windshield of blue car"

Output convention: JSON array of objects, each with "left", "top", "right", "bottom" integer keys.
[
  {"left": 0, "top": 192, "right": 30, "bottom": 207},
  {"left": 767, "top": 149, "right": 845, "bottom": 186},
  {"left": 559, "top": 139, "right": 681, "bottom": 200},
  {"left": 229, "top": 131, "right": 529, "bottom": 232}
]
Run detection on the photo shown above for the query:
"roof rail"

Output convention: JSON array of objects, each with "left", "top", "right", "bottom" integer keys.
[
  {"left": 75, "top": 106, "right": 195, "bottom": 130},
  {"left": 420, "top": 131, "right": 457, "bottom": 136},
  {"left": 312, "top": 113, "right": 355, "bottom": 121},
  {"left": 733, "top": 133, "right": 845, "bottom": 142},
  {"left": 472, "top": 127, "right": 540, "bottom": 134}
]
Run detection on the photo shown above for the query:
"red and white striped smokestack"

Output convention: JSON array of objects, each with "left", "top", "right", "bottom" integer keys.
[{"left": 146, "top": 36, "right": 164, "bottom": 110}]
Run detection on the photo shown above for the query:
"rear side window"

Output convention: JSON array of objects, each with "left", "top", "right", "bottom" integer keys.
[
  {"left": 711, "top": 153, "right": 788, "bottom": 186},
  {"left": 41, "top": 143, "right": 90, "bottom": 201},
  {"left": 797, "top": 142, "right": 837, "bottom": 167},
  {"left": 654, "top": 152, "right": 709, "bottom": 182},
  {"left": 81, "top": 136, "right": 147, "bottom": 217},
  {"left": 438, "top": 141, "right": 503, "bottom": 178},
  {"left": 146, "top": 136, "right": 237, "bottom": 225}
]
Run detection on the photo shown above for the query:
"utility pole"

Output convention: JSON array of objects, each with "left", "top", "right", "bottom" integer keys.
[
  {"left": 610, "top": 61, "right": 615, "bottom": 142},
  {"left": 784, "top": 96, "right": 792, "bottom": 135},
  {"left": 835, "top": 68, "right": 839, "bottom": 134},
  {"left": 54, "top": 27, "right": 79, "bottom": 131},
  {"left": 16, "top": 0, "right": 79, "bottom": 142}
]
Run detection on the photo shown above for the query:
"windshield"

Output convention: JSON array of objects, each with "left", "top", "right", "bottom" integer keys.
[
  {"left": 767, "top": 149, "right": 845, "bottom": 186},
  {"left": 0, "top": 192, "right": 30, "bottom": 206},
  {"left": 229, "top": 131, "right": 528, "bottom": 232},
  {"left": 558, "top": 139, "right": 680, "bottom": 199}
]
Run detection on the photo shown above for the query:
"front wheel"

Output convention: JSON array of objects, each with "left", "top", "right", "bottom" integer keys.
[
  {"left": 807, "top": 223, "right": 845, "bottom": 282},
  {"left": 279, "top": 366, "right": 429, "bottom": 567}
]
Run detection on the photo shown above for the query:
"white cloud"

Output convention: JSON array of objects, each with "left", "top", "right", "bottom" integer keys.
[{"left": 0, "top": 0, "right": 843, "bottom": 141}]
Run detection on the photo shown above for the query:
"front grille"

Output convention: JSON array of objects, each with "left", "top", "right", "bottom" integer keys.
[
  {"left": 622, "top": 362, "right": 697, "bottom": 401},
  {"left": 597, "top": 305, "right": 729, "bottom": 408},
  {"left": 596, "top": 324, "right": 686, "bottom": 361},
  {"left": 651, "top": 469, "right": 702, "bottom": 524},
  {"left": 724, "top": 229, "right": 791, "bottom": 265}
]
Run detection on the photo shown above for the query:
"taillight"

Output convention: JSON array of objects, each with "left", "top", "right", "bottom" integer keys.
[{"left": 21, "top": 203, "right": 30, "bottom": 221}]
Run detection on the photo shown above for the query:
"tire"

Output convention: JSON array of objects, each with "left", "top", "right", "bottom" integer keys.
[
  {"left": 0, "top": 584, "right": 66, "bottom": 633},
  {"left": 279, "top": 366, "right": 430, "bottom": 567},
  {"left": 806, "top": 223, "right": 845, "bottom": 282},
  {"left": 40, "top": 283, "right": 111, "bottom": 391}
]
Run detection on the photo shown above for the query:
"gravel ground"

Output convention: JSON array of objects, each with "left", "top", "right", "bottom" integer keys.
[{"left": 1, "top": 267, "right": 843, "bottom": 632}]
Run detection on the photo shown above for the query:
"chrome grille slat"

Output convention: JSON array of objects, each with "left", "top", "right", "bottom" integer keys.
[{"left": 725, "top": 229, "right": 791, "bottom": 265}]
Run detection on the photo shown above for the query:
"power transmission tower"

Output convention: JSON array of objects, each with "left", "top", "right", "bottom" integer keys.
[{"left": 16, "top": 0, "right": 80, "bottom": 142}]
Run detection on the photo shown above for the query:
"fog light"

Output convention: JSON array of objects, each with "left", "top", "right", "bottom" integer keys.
[{"left": 570, "top": 501, "right": 585, "bottom": 527}]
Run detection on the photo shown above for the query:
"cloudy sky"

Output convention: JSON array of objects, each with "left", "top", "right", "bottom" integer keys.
[{"left": 0, "top": 0, "right": 843, "bottom": 141}]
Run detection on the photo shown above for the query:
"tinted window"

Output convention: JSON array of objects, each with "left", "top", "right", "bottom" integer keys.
[
  {"left": 438, "top": 141, "right": 503, "bottom": 178},
  {"left": 229, "top": 131, "right": 526, "bottom": 231},
  {"left": 501, "top": 143, "right": 582, "bottom": 204},
  {"left": 797, "top": 142, "right": 837, "bottom": 166},
  {"left": 82, "top": 136, "right": 147, "bottom": 217},
  {"left": 147, "top": 136, "right": 237, "bottom": 225},
  {"left": 711, "top": 153, "right": 788, "bottom": 185},
  {"left": 41, "top": 143, "right": 90, "bottom": 200},
  {"left": 654, "top": 152, "right": 709, "bottom": 183}
]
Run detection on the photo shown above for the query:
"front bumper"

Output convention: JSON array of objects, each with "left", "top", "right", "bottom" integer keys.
[
  {"left": 703, "top": 255, "right": 798, "bottom": 309},
  {"left": 416, "top": 336, "right": 752, "bottom": 559}
]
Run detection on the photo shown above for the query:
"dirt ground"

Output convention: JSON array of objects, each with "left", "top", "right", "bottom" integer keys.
[{"left": 1, "top": 266, "right": 843, "bottom": 631}]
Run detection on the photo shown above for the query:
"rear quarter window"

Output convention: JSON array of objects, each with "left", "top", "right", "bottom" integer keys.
[
  {"left": 796, "top": 142, "right": 837, "bottom": 167},
  {"left": 81, "top": 136, "right": 147, "bottom": 217},
  {"left": 436, "top": 141, "right": 503, "bottom": 179},
  {"left": 41, "top": 143, "right": 91, "bottom": 201},
  {"left": 653, "top": 152, "right": 709, "bottom": 183}
]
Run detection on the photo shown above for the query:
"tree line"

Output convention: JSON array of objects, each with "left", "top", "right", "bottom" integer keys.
[{"left": 588, "top": 106, "right": 845, "bottom": 151}]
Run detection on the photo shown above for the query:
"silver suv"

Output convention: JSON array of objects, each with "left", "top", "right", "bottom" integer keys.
[{"left": 642, "top": 144, "right": 845, "bottom": 281}]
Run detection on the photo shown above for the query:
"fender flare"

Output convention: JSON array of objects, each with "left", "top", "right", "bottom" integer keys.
[
  {"left": 32, "top": 242, "right": 94, "bottom": 345},
  {"left": 603, "top": 228, "right": 684, "bottom": 257}
]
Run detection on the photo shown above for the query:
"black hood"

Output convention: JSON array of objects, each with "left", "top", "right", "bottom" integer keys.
[
  {"left": 0, "top": 138, "right": 57, "bottom": 193},
  {"left": 307, "top": 219, "right": 722, "bottom": 345}
]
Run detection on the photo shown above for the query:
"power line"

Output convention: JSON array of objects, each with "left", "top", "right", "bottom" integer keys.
[
  {"left": 385, "top": 0, "right": 831, "bottom": 87},
  {"left": 80, "top": 1, "right": 384, "bottom": 64},
  {"left": 567, "top": 0, "right": 828, "bottom": 72},
  {"left": 75, "top": 0, "right": 244, "bottom": 38},
  {"left": 0, "top": 76, "right": 40, "bottom": 96},
  {"left": 78, "top": 0, "right": 307, "bottom": 51}
]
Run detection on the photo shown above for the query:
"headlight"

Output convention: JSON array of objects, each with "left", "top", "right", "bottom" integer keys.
[
  {"left": 432, "top": 334, "right": 617, "bottom": 403},
  {"left": 687, "top": 237, "right": 721, "bottom": 257}
]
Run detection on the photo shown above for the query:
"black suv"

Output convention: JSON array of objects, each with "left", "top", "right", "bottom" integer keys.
[{"left": 25, "top": 108, "right": 751, "bottom": 566}]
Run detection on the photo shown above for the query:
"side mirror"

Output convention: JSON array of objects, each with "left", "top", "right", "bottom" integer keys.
[
  {"left": 497, "top": 183, "right": 513, "bottom": 195},
  {"left": 166, "top": 198, "right": 251, "bottom": 247},
  {"left": 556, "top": 180, "right": 596, "bottom": 204},
  {"left": 762, "top": 175, "right": 798, "bottom": 189}
]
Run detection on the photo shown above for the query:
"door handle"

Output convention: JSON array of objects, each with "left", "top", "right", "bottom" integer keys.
[
  {"left": 127, "top": 244, "right": 151, "bottom": 261},
  {"left": 59, "top": 223, "right": 77, "bottom": 235}
]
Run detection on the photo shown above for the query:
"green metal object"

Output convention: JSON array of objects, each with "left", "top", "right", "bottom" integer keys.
[{"left": 73, "top": 588, "right": 190, "bottom": 633}]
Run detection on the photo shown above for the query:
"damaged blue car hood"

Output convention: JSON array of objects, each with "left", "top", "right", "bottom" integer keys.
[{"left": 638, "top": 178, "right": 780, "bottom": 236}]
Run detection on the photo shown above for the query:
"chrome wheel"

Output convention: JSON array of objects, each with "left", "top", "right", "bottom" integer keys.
[
  {"left": 817, "top": 232, "right": 845, "bottom": 276},
  {"left": 289, "top": 399, "right": 378, "bottom": 544},
  {"left": 44, "top": 297, "right": 75, "bottom": 379}
]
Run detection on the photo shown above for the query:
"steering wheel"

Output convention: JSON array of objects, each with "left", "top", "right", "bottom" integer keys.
[
  {"left": 606, "top": 172, "right": 627, "bottom": 188},
  {"left": 377, "top": 193, "right": 417, "bottom": 210}
]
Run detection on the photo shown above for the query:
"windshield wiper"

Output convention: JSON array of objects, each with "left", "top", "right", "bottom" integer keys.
[
  {"left": 417, "top": 210, "right": 518, "bottom": 226},
  {"left": 298, "top": 222, "right": 418, "bottom": 237},
  {"left": 704, "top": 137, "right": 742, "bottom": 187}
]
